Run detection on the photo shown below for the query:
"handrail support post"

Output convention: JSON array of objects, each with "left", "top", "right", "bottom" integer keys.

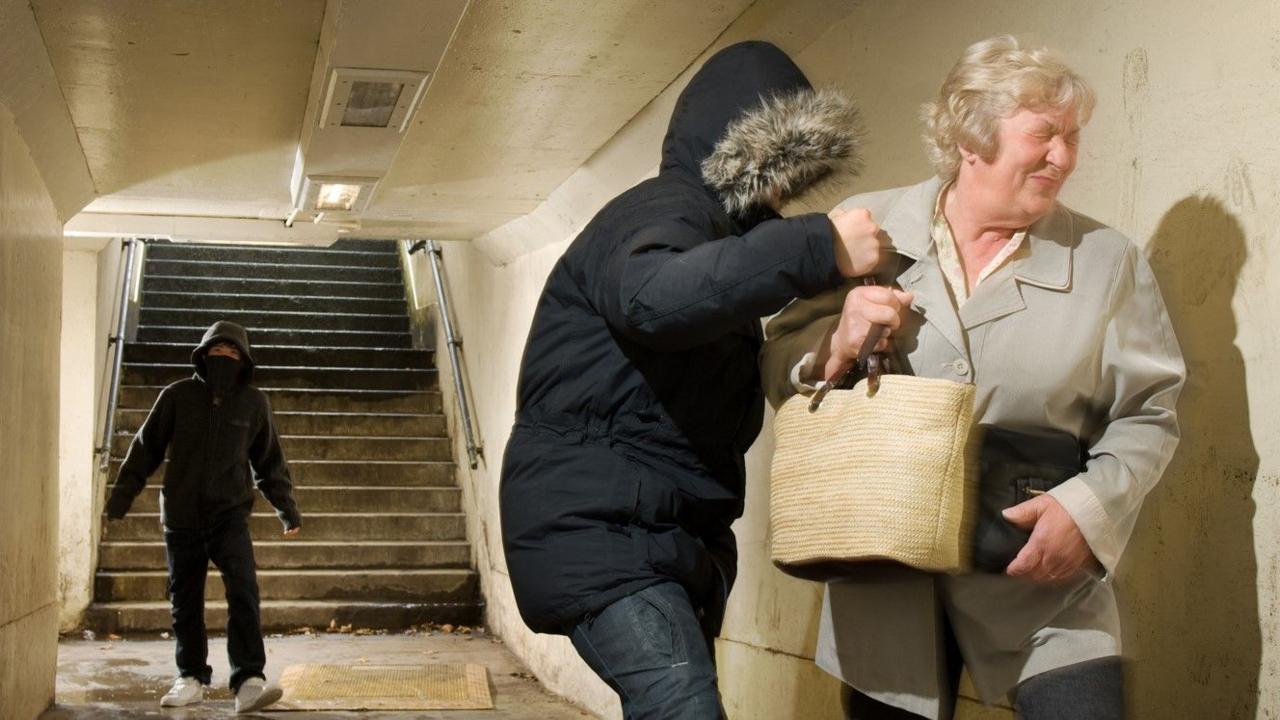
[
  {"left": 96, "top": 238, "right": 142, "bottom": 471},
  {"left": 411, "top": 239, "right": 483, "bottom": 469}
]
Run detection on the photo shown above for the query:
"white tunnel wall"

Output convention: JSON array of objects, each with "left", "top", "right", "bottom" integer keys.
[{"left": 0, "top": 101, "right": 67, "bottom": 720}]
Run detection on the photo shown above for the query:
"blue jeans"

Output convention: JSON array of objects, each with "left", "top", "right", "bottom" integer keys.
[{"left": 570, "top": 582, "right": 723, "bottom": 719}]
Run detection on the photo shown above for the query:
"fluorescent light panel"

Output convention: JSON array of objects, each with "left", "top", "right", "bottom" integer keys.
[{"left": 316, "top": 183, "right": 363, "bottom": 211}]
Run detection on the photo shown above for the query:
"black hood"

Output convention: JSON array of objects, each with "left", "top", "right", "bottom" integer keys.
[
  {"left": 661, "top": 41, "right": 861, "bottom": 221},
  {"left": 191, "top": 320, "right": 255, "bottom": 382}
]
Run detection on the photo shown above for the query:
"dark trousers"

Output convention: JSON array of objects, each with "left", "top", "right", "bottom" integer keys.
[
  {"left": 163, "top": 515, "right": 265, "bottom": 691},
  {"left": 842, "top": 658, "right": 1125, "bottom": 719},
  {"left": 570, "top": 581, "right": 724, "bottom": 720}
]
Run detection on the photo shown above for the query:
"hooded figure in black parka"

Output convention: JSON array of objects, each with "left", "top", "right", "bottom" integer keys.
[{"left": 500, "top": 41, "right": 871, "bottom": 716}]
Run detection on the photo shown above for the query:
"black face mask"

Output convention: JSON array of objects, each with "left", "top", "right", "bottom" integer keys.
[{"left": 204, "top": 355, "right": 242, "bottom": 396}]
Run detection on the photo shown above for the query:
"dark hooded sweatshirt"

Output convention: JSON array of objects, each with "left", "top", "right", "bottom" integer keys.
[
  {"left": 499, "top": 41, "right": 849, "bottom": 635},
  {"left": 106, "top": 321, "right": 302, "bottom": 531}
]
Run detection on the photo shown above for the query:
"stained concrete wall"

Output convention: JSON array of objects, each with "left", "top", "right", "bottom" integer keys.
[
  {"left": 56, "top": 237, "right": 131, "bottom": 631},
  {"left": 419, "top": 0, "right": 1280, "bottom": 717},
  {"left": 57, "top": 249, "right": 99, "bottom": 630},
  {"left": 0, "top": 102, "right": 66, "bottom": 719}
]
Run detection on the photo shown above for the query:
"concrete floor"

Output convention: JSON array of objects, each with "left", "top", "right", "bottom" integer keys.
[{"left": 43, "top": 630, "right": 595, "bottom": 719}]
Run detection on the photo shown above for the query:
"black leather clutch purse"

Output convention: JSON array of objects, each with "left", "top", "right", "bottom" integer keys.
[{"left": 971, "top": 426, "right": 1085, "bottom": 573}]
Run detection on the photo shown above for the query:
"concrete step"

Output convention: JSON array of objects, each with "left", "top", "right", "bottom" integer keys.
[
  {"left": 83, "top": 598, "right": 481, "bottom": 633},
  {"left": 146, "top": 243, "right": 400, "bottom": 268},
  {"left": 299, "top": 436, "right": 453, "bottom": 461},
  {"left": 94, "top": 568, "right": 477, "bottom": 603},
  {"left": 98, "top": 539, "right": 471, "bottom": 571},
  {"left": 142, "top": 290, "right": 407, "bottom": 315},
  {"left": 121, "top": 363, "right": 434, "bottom": 391},
  {"left": 111, "top": 432, "right": 451, "bottom": 461},
  {"left": 140, "top": 307, "right": 409, "bottom": 333},
  {"left": 124, "top": 343, "right": 433, "bottom": 370},
  {"left": 116, "top": 408, "right": 445, "bottom": 437},
  {"left": 119, "top": 385, "right": 439, "bottom": 413},
  {"left": 146, "top": 258, "right": 400, "bottom": 283},
  {"left": 144, "top": 274, "right": 404, "bottom": 299},
  {"left": 330, "top": 238, "right": 400, "bottom": 254},
  {"left": 109, "top": 459, "right": 456, "bottom": 487},
  {"left": 108, "top": 513, "right": 466, "bottom": 542},
  {"left": 135, "top": 324, "right": 412, "bottom": 348},
  {"left": 108, "top": 486, "right": 461, "bottom": 515}
]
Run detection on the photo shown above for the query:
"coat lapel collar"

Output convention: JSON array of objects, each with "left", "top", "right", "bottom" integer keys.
[
  {"left": 881, "top": 177, "right": 969, "bottom": 359},
  {"left": 1013, "top": 204, "right": 1074, "bottom": 291},
  {"left": 958, "top": 204, "right": 1074, "bottom": 329},
  {"left": 957, "top": 263, "right": 1025, "bottom": 329}
]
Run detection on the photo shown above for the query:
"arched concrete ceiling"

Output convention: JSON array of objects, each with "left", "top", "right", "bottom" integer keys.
[
  {"left": 32, "top": 0, "right": 326, "bottom": 217},
  {"left": 31, "top": 0, "right": 754, "bottom": 241}
]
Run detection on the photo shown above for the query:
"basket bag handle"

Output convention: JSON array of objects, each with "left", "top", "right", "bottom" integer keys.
[{"left": 808, "top": 276, "right": 891, "bottom": 412}]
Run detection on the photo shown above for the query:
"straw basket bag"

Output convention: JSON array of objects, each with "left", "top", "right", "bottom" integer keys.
[{"left": 770, "top": 372, "right": 979, "bottom": 580}]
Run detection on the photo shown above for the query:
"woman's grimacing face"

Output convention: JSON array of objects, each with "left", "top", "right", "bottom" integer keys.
[{"left": 962, "top": 104, "right": 1081, "bottom": 226}]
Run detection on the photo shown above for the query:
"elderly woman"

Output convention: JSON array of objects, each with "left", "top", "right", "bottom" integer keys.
[{"left": 761, "top": 36, "right": 1185, "bottom": 719}]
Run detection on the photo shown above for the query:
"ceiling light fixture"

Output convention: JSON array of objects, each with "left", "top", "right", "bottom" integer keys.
[
  {"left": 316, "top": 182, "right": 363, "bottom": 211},
  {"left": 296, "top": 174, "right": 380, "bottom": 216},
  {"left": 319, "top": 68, "right": 429, "bottom": 133}
]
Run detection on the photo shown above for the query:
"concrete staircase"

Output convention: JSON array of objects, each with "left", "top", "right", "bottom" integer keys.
[{"left": 85, "top": 239, "right": 481, "bottom": 634}]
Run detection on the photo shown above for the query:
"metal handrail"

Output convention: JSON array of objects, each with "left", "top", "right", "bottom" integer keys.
[
  {"left": 95, "top": 238, "right": 140, "bottom": 471},
  {"left": 409, "top": 239, "right": 483, "bottom": 469}
]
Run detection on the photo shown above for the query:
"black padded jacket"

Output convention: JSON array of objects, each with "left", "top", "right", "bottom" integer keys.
[{"left": 499, "top": 41, "right": 848, "bottom": 635}]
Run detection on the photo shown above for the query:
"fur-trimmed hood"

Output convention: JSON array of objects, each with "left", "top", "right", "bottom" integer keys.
[{"left": 660, "top": 41, "right": 861, "bottom": 218}]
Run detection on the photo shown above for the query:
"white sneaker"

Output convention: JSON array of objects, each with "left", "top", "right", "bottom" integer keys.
[
  {"left": 159, "top": 676, "right": 204, "bottom": 707},
  {"left": 235, "top": 677, "right": 283, "bottom": 714}
]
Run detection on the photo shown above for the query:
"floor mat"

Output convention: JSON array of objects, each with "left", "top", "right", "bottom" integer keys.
[{"left": 275, "top": 663, "right": 493, "bottom": 711}]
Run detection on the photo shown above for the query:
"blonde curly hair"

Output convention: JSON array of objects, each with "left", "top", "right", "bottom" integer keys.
[{"left": 922, "top": 36, "right": 1096, "bottom": 180}]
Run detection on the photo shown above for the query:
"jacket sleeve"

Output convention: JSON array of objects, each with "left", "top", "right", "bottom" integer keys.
[
  {"left": 248, "top": 394, "right": 302, "bottom": 530},
  {"left": 1048, "top": 244, "right": 1186, "bottom": 573},
  {"left": 759, "top": 281, "right": 853, "bottom": 409},
  {"left": 597, "top": 211, "right": 844, "bottom": 352},
  {"left": 106, "top": 387, "right": 176, "bottom": 519}
]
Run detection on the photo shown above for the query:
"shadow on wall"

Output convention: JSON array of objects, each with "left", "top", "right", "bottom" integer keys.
[{"left": 1124, "top": 195, "right": 1260, "bottom": 718}]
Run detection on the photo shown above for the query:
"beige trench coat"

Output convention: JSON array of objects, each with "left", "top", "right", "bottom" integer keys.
[{"left": 760, "top": 177, "right": 1185, "bottom": 717}]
